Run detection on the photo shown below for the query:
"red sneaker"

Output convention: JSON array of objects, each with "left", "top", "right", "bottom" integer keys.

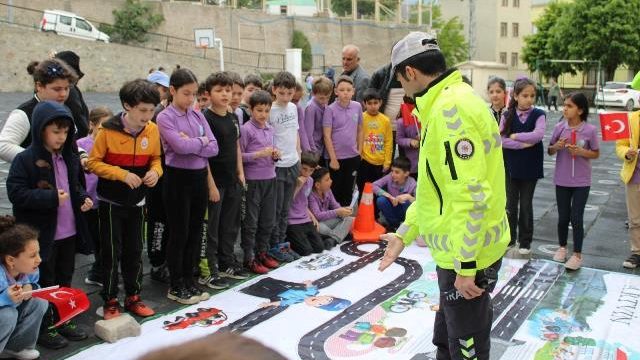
[
  {"left": 258, "top": 252, "right": 280, "bottom": 268},
  {"left": 125, "top": 295, "right": 155, "bottom": 317},
  {"left": 246, "top": 259, "right": 269, "bottom": 274},
  {"left": 103, "top": 299, "right": 121, "bottom": 320}
]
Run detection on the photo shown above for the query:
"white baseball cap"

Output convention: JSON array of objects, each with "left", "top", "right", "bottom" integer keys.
[{"left": 391, "top": 32, "right": 440, "bottom": 73}]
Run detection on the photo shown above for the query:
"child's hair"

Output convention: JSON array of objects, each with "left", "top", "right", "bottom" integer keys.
[
  {"left": 244, "top": 74, "right": 263, "bottom": 89},
  {"left": 312, "top": 76, "right": 334, "bottom": 95},
  {"left": 564, "top": 92, "right": 590, "bottom": 122},
  {"left": 312, "top": 167, "right": 330, "bottom": 185},
  {"left": 391, "top": 156, "right": 411, "bottom": 172},
  {"left": 45, "top": 117, "right": 72, "bottom": 130},
  {"left": 249, "top": 90, "right": 273, "bottom": 108},
  {"left": 204, "top": 72, "right": 233, "bottom": 93},
  {"left": 316, "top": 297, "right": 351, "bottom": 311},
  {"left": 88, "top": 106, "right": 113, "bottom": 134},
  {"left": 335, "top": 75, "right": 354, "bottom": 87},
  {"left": 0, "top": 216, "right": 38, "bottom": 266},
  {"left": 487, "top": 76, "right": 506, "bottom": 91},
  {"left": 119, "top": 79, "right": 161, "bottom": 108},
  {"left": 501, "top": 77, "right": 536, "bottom": 136},
  {"left": 170, "top": 68, "right": 198, "bottom": 90},
  {"left": 295, "top": 82, "right": 304, "bottom": 93},
  {"left": 301, "top": 151, "right": 319, "bottom": 168},
  {"left": 402, "top": 95, "right": 415, "bottom": 105},
  {"left": 139, "top": 332, "right": 288, "bottom": 360},
  {"left": 228, "top": 71, "right": 244, "bottom": 88},
  {"left": 197, "top": 83, "right": 207, "bottom": 96},
  {"left": 362, "top": 88, "right": 382, "bottom": 103},
  {"left": 27, "top": 58, "right": 78, "bottom": 86},
  {"left": 272, "top": 71, "right": 297, "bottom": 89}
]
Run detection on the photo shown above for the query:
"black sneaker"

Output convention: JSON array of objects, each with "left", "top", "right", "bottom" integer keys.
[
  {"left": 187, "top": 285, "right": 210, "bottom": 302},
  {"left": 623, "top": 254, "right": 640, "bottom": 269},
  {"left": 150, "top": 265, "right": 170, "bottom": 284},
  {"left": 37, "top": 329, "right": 68, "bottom": 350},
  {"left": 167, "top": 287, "right": 199, "bottom": 305},
  {"left": 220, "top": 266, "right": 250, "bottom": 280},
  {"left": 57, "top": 320, "right": 88, "bottom": 341},
  {"left": 204, "top": 275, "right": 229, "bottom": 290}
]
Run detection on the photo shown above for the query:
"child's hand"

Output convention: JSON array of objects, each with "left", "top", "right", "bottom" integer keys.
[
  {"left": 297, "top": 176, "right": 306, "bottom": 186},
  {"left": 80, "top": 197, "right": 93, "bottom": 212},
  {"left": 383, "top": 166, "right": 390, "bottom": 173},
  {"left": 142, "top": 170, "right": 160, "bottom": 187},
  {"left": 555, "top": 137, "right": 567, "bottom": 150},
  {"left": 336, "top": 207, "right": 352, "bottom": 217},
  {"left": 312, "top": 216, "right": 319, "bottom": 230},
  {"left": 410, "top": 139, "right": 419, "bottom": 148},
  {"left": 567, "top": 144, "right": 581, "bottom": 157},
  {"left": 22, "top": 284, "right": 32, "bottom": 300},
  {"left": 389, "top": 196, "right": 399, "bottom": 207},
  {"left": 124, "top": 172, "right": 142, "bottom": 189},
  {"left": 509, "top": 134, "right": 518, "bottom": 140},
  {"left": 178, "top": 131, "right": 189, "bottom": 139},
  {"left": 58, "top": 189, "right": 69, "bottom": 205},
  {"left": 80, "top": 157, "right": 89, "bottom": 170},
  {"left": 199, "top": 136, "right": 210, "bottom": 146},
  {"left": 302, "top": 280, "right": 314, "bottom": 287},
  {"left": 625, "top": 148, "right": 638, "bottom": 160},
  {"left": 260, "top": 301, "right": 280, "bottom": 308},
  {"left": 396, "top": 194, "right": 409, "bottom": 203},
  {"left": 271, "top": 149, "right": 282, "bottom": 161},
  {"left": 329, "top": 158, "right": 340, "bottom": 171},
  {"left": 209, "top": 185, "right": 220, "bottom": 203},
  {"left": 8, "top": 284, "right": 23, "bottom": 304},
  {"left": 257, "top": 147, "right": 273, "bottom": 159}
]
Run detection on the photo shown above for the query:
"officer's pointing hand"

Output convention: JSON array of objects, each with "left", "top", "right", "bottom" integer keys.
[
  {"left": 454, "top": 274, "right": 484, "bottom": 300},
  {"left": 379, "top": 233, "right": 404, "bottom": 271}
]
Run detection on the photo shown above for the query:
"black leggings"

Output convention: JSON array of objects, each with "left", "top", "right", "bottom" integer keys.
[
  {"left": 556, "top": 185, "right": 590, "bottom": 253},
  {"left": 327, "top": 156, "right": 360, "bottom": 206},
  {"left": 163, "top": 166, "right": 208, "bottom": 288}
]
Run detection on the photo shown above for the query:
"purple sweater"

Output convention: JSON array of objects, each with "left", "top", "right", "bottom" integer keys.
[
  {"left": 76, "top": 136, "right": 98, "bottom": 209},
  {"left": 304, "top": 98, "right": 326, "bottom": 154},
  {"left": 288, "top": 177, "right": 313, "bottom": 225},
  {"left": 157, "top": 104, "right": 219, "bottom": 169},
  {"left": 297, "top": 103, "right": 310, "bottom": 152},
  {"left": 500, "top": 107, "right": 546, "bottom": 149},
  {"left": 308, "top": 189, "right": 341, "bottom": 221},
  {"left": 395, "top": 118, "right": 420, "bottom": 174},
  {"left": 372, "top": 174, "right": 417, "bottom": 198},
  {"left": 240, "top": 120, "right": 276, "bottom": 180}
]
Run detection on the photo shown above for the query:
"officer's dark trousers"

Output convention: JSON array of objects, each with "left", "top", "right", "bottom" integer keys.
[{"left": 433, "top": 260, "right": 501, "bottom": 360}]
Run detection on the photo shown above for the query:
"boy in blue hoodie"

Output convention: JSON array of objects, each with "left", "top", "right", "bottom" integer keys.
[{"left": 7, "top": 101, "right": 92, "bottom": 350}]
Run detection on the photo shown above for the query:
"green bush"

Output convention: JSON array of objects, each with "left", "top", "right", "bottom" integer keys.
[
  {"left": 99, "top": 0, "right": 164, "bottom": 44},
  {"left": 292, "top": 30, "right": 312, "bottom": 72}
]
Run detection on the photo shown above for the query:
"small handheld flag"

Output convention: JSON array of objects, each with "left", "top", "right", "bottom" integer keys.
[
  {"left": 31, "top": 287, "right": 90, "bottom": 327},
  {"left": 600, "top": 113, "right": 630, "bottom": 141}
]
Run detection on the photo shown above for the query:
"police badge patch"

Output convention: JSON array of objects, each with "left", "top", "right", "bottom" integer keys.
[{"left": 455, "top": 138, "right": 474, "bottom": 159}]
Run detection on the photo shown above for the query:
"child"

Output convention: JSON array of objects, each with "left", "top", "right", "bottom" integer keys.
[
  {"left": 500, "top": 77, "right": 546, "bottom": 256},
  {"left": 238, "top": 74, "right": 263, "bottom": 124},
  {"left": 77, "top": 106, "right": 113, "bottom": 288},
  {"left": 199, "top": 72, "right": 249, "bottom": 290},
  {"left": 395, "top": 96, "right": 420, "bottom": 178},
  {"left": 0, "top": 216, "right": 49, "bottom": 360},
  {"left": 0, "top": 58, "right": 78, "bottom": 163},
  {"left": 7, "top": 101, "right": 92, "bottom": 349},
  {"left": 372, "top": 157, "right": 417, "bottom": 231},
  {"left": 286, "top": 152, "right": 326, "bottom": 256},
  {"left": 304, "top": 76, "right": 333, "bottom": 155},
  {"left": 196, "top": 83, "right": 210, "bottom": 111},
  {"left": 228, "top": 72, "right": 245, "bottom": 122},
  {"left": 548, "top": 93, "right": 598, "bottom": 270},
  {"left": 487, "top": 77, "right": 507, "bottom": 124},
  {"left": 88, "top": 79, "right": 163, "bottom": 320},
  {"left": 157, "top": 69, "right": 219, "bottom": 305},
  {"left": 358, "top": 88, "right": 393, "bottom": 194},
  {"left": 241, "top": 277, "right": 351, "bottom": 311},
  {"left": 240, "top": 90, "right": 280, "bottom": 274},
  {"left": 309, "top": 167, "right": 354, "bottom": 244},
  {"left": 268, "top": 71, "right": 302, "bottom": 263},
  {"left": 147, "top": 70, "right": 170, "bottom": 113},
  {"left": 323, "top": 75, "right": 364, "bottom": 206}
]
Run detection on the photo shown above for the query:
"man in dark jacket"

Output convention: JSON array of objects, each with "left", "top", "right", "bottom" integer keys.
[
  {"left": 7, "top": 101, "right": 92, "bottom": 349},
  {"left": 55, "top": 51, "right": 89, "bottom": 138}
]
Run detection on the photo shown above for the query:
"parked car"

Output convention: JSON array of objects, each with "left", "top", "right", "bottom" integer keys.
[
  {"left": 595, "top": 81, "right": 640, "bottom": 111},
  {"left": 40, "top": 9, "right": 110, "bottom": 43}
]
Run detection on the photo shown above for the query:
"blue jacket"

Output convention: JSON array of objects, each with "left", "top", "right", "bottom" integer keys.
[
  {"left": 7, "top": 101, "right": 90, "bottom": 261},
  {"left": 0, "top": 265, "right": 40, "bottom": 308}
]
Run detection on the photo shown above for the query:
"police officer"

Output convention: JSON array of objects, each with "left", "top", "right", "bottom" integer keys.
[{"left": 378, "top": 32, "right": 509, "bottom": 360}]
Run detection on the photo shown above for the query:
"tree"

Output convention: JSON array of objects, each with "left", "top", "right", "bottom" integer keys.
[
  {"left": 99, "top": 0, "right": 164, "bottom": 44},
  {"left": 426, "top": 6, "right": 468, "bottom": 67},
  {"left": 331, "top": 0, "right": 396, "bottom": 19},
  {"left": 292, "top": 30, "right": 313, "bottom": 71},
  {"left": 522, "top": 1, "right": 574, "bottom": 78},
  {"left": 564, "top": 0, "right": 640, "bottom": 81}
]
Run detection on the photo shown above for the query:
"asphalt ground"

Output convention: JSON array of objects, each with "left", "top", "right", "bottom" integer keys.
[{"left": 0, "top": 92, "right": 637, "bottom": 360}]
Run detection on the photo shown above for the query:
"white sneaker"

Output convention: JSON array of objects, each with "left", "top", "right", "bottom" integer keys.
[
  {"left": 552, "top": 247, "right": 567, "bottom": 263},
  {"left": 0, "top": 348, "right": 40, "bottom": 360},
  {"left": 518, "top": 248, "right": 531, "bottom": 256}
]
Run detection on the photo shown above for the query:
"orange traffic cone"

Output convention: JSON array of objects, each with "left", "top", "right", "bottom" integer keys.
[{"left": 351, "top": 182, "right": 386, "bottom": 243}]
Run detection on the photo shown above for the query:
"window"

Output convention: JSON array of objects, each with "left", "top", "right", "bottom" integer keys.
[
  {"left": 513, "top": 0, "right": 520, "bottom": 7},
  {"left": 512, "top": 23, "right": 519, "bottom": 37},
  {"left": 76, "top": 18, "right": 92, "bottom": 31},
  {"left": 59, "top": 15, "right": 72, "bottom": 26},
  {"left": 500, "top": 52, "right": 507, "bottom": 64},
  {"left": 500, "top": 22, "right": 508, "bottom": 37},
  {"left": 502, "top": 0, "right": 508, "bottom": 6},
  {"left": 280, "top": 5, "right": 287, "bottom": 14},
  {"left": 511, "top": 52, "right": 519, "bottom": 67}
]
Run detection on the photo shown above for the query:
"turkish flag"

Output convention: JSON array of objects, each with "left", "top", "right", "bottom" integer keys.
[
  {"left": 31, "top": 287, "right": 90, "bottom": 327},
  {"left": 600, "top": 113, "right": 630, "bottom": 141}
]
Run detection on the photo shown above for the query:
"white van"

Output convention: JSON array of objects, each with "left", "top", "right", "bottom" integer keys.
[{"left": 40, "top": 10, "right": 110, "bottom": 43}]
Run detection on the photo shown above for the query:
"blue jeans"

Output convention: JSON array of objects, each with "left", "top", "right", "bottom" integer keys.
[
  {"left": 0, "top": 298, "right": 48, "bottom": 352},
  {"left": 376, "top": 196, "right": 410, "bottom": 229}
]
